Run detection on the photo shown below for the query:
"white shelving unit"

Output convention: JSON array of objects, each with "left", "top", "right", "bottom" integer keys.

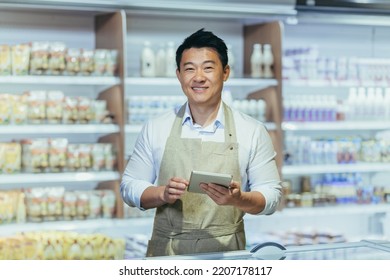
[
  {"left": 282, "top": 121, "right": 390, "bottom": 131},
  {"left": 0, "top": 171, "right": 120, "bottom": 186},
  {"left": 281, "top": 19, "right": 390, "bottom": 241},
  {"left": 283, "top": 163, "right": 390, "bottom": 176}
]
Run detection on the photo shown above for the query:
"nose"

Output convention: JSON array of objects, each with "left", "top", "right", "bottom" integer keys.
[{"left": 193, "top": 69, "right": 206, "bottom": 82}]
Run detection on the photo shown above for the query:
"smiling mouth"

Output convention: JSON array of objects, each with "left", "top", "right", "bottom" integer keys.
[{"left": 192, "top": 87, "right": 208, "bottom": 92}]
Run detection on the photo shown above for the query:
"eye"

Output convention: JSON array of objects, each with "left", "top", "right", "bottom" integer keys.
[
  {"left": 184, "top": 67, "right": 195, "bottom": 72},
  {"left": 204, "top": 66, "right": 214, "bottom": 72}
]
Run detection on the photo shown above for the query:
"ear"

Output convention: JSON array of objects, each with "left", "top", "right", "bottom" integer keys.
[
  {"left": 223, "top": 65, "right": 230, "bottom": 81},
  {"left": 176, "top": 68, "right": 181, "bottom": 80}
]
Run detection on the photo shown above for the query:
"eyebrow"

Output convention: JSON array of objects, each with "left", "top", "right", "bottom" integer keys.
[{"left": 183, "top": 60, "right": 216, "bottom": 67}]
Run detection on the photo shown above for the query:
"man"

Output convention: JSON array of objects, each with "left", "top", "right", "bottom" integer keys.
[{"left": 120, "top": 28, "right": 282, "bottom": 257}]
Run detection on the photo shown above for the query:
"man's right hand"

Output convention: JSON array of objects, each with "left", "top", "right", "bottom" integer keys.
[{"left": 162, "top": 176, "right": 189, "bottom": 204}]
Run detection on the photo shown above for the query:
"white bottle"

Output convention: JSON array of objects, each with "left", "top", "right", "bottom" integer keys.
[
  {"left": 346, "top": 87, "right": 357, "bottom": 121},
  {"left": 356, "top": 87, "right": 366, "bottom": 120},
  {"left": 155, "top": 43, "right": 166, "bottom": 77},
  {"left": 262, "top": 44, "right": 274, "bottom": 78},
  {"left": 141, "top": 41, "right": 155, "bottom": 77},
  {"left": 365, "top": 87, "right": 375, "bottom": 120},
  {"left": 227, "top": 44, "right": 235, "bottom": 78},
  {"left": 374, "top": 88, "right": 384, "bottom": 121},
  {"left": 165, "top": 41, "right": 176, "bottom": 77},
  {"left": 250, "top": 43, "right": 262, "bottom": 78}
]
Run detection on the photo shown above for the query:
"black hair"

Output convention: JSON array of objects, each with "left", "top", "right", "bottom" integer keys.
[{"left": 175, "top": 28, "right": 228, "bottom": 70}]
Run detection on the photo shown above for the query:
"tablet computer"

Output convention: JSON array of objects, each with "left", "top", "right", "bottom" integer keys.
[{"left": 188, "top": 170, "right": 233, "bottom": 194}]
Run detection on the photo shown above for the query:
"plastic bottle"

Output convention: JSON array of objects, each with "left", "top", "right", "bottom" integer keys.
[
  {"left": 227, "top": 44, "right": 235, "bottom": 78},
  {"left": 356, "top": 87, "right": 366, "bottom": 120},
  {"left": 365, "top": 87, "right": 375, "bottom": 120},
  {"left": 141, "top": 41, "right": 155, "bottom": 77},
  {"left": 155, "top": 43, "right": 166, "bottom": 77},
  {"left": 374, "top": 88, "right": 384, "bottom": 121},
  {"left": 165, "top": 41, "right": 176, "bottom": 77},
  {"left": 262, "top": 44, "right": 274, "bottom": 78},
  {"left": 346, "top": 87, "right": 357, "bottom": 121},
  {"left": 250, "top": 43, "right": 262, "bottom": 78}
]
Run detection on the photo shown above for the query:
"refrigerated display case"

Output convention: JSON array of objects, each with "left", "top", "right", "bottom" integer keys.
[{"left": 146, "top": 239, "right": 390, "bottom": 260}]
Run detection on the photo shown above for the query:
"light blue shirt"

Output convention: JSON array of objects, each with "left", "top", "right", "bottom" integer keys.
[{"left": 121, "top": 102, "right": 282, "bottom": 215}]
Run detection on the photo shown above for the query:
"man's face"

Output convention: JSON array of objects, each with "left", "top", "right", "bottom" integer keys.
[{"left": 176, "top": 47, "right": 230, "bottom": 108}]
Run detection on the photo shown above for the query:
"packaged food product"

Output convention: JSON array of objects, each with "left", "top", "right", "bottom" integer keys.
[
  {"left": 62, "top": 96, "right": 78, "bottom": 124},
  {"left": 0, "top": 45, "right": 12, "bottom": 75},
  {"left": 65, "top": 48, "right": 81, "bottom": 75},
  {"left": 62, "top": 191, "right": 77, "bottom": 220},
  {"left": 91, "top": 143, "right": 105, "bottom": 171},
  {"left": 93, "top": 49, "right": 107, "bottom": 76},
  {"left": 0, "top": 142, "right": 22, "bottom": 174},
  {"left": 92, "top": 99, "right": 109, "bottom": 124},
  {"left": 29, "top": 41, "right": 49, "bottom": 75},
  {"left": 25, "top": 91, "right": 47, "bottom": 124},
  {"left": 46, "top": 187, "right": 65, "bottom": 221},
  {"left": 101, "top": 189, "right": 116, "bottom": 218},
  {"left": 11, "top": 44, "right": 30, "bottom": 75},
  {"left": 25, "top": 187, "right": 47, "bottom": 222},
  {"left": 21, "top": 138, "right": 49, "bottom": 173},
  {"left": 77, "top": 96, "right": 93, "bottom": 123},
  {"left": 10, "top": 94, "right": 28, "bottom": 125},
  {"left": 0, "top": 93, "right": 11, "bottom": 125},
  {"left": 46, "top": 91, "right": 64, "bottom": 124},
  {"left": 75, "top": 191, "right": 90, "bottom": 219},
  {"left": 103, "top": 143, "right": 116, "bottom": 171},
  {"left": 79, "top": 49, "right": 94, "bottom": 76},
  {"left": 78, "top": 144, "right": 92, "bottom": 171},
  {"left": 47, "top": 42, "right": 66, "bottom": 75},
  {"left": 105, "top": 49, "right": 118, "bottom": 76},
  {"left": 66, "top": 144, "right": 80, "bottom": 171},
  {"left": 48, "top": 138, "right": 68, "bottom": 172}
]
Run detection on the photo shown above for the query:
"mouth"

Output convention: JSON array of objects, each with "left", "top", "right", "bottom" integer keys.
[{"left": 192, "top": 86, "right": 208, "bottom": 93}]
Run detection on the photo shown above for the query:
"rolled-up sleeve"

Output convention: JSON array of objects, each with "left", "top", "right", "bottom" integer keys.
[
  {"left": 120, "top": 122, "right": 157, "bottom": 210},
  {"left": 247, "top": 124, "right": 282, "bottom": 215}
]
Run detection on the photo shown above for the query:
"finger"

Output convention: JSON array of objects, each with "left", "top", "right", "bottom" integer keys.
[{"left": 171, "top": 177, "right": 189, "bottom": 185}]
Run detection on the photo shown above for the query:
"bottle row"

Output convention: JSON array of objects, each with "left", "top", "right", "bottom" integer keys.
[
  {"left": 250, "top": 43, "right": 274, "bottom": 78},
  {"left": 284, "top": 173, "right": 390, "bottom": 208},
  {"left": 0, "top": 91, "right": 112, "bottom": 125},
  {"left": 283, "top": 45, "right": 390, "bottom": 82},
  {"left": 127, "top": 95, "right": 186, "bottom": 125},
  {"left": 0, "top": 188, "right": 116, "bottom": 225},
  {"left": 283, "top": 87, "right": 390, "bottom": 122},
  {"left": 284, "top": 135, "right": 390, "bottom": 166},
  {"left": 0, "top": 231, "right": 125, "bottom": 260},
  {"left": 127, "top": 94, "right": 267, "bottom": 125},
  {"left": 0, "top": 43, "right": 118, "bottom": 77},
  {"left": 140, "top": 41, "right": 177, "bottom": 78},
  {"left": 0, "top": 139, "right": 116, "bottom": 174}
]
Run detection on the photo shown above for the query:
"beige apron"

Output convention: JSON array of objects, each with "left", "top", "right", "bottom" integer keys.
[{"left": 146, "top": 102, "right": 245, "bottom": 257}]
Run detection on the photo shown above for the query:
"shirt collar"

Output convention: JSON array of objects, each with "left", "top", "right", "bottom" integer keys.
[{"left": 182, "top": 102, "right": 225, "bottom": 132}]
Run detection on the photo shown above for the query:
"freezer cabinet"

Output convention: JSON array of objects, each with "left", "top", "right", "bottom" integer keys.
[{"left": 146, "top": 239, "right": 390, "bottom": 260}]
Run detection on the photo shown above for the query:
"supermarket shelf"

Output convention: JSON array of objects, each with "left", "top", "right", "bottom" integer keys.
[
  {"left": 0, "top": 171, "right": 120, "bottom": 185},
  {"left": 282, "top": 163, "right": 390, "bottom": 175},
  {"left": 282, "top": 121, "right": 390, "bottom": 131},
  {"left": 0, "top": 75, "right": 120, "bottom": 86},
  {"left": 272, "top": 204, "right": 390, "bottom": 218},
  {"left": 284, "top": 78, "right": 390, "bottom": 88},
  {"left": 0, "top": 124, "right": 120, "bottom": 134},
  {"left": 126, "top": 77, "right": 277, "bottom": 88},
  {"left": 124, "top": 122, "right": 277, "bottom": 134},
  {"left": 0, "top": 217, "right": 152, "bottom": 237}
]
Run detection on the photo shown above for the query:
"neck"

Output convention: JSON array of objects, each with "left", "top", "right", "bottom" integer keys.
[{"left": 189, "top": 101, "right": 222, "bottom": 127}]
